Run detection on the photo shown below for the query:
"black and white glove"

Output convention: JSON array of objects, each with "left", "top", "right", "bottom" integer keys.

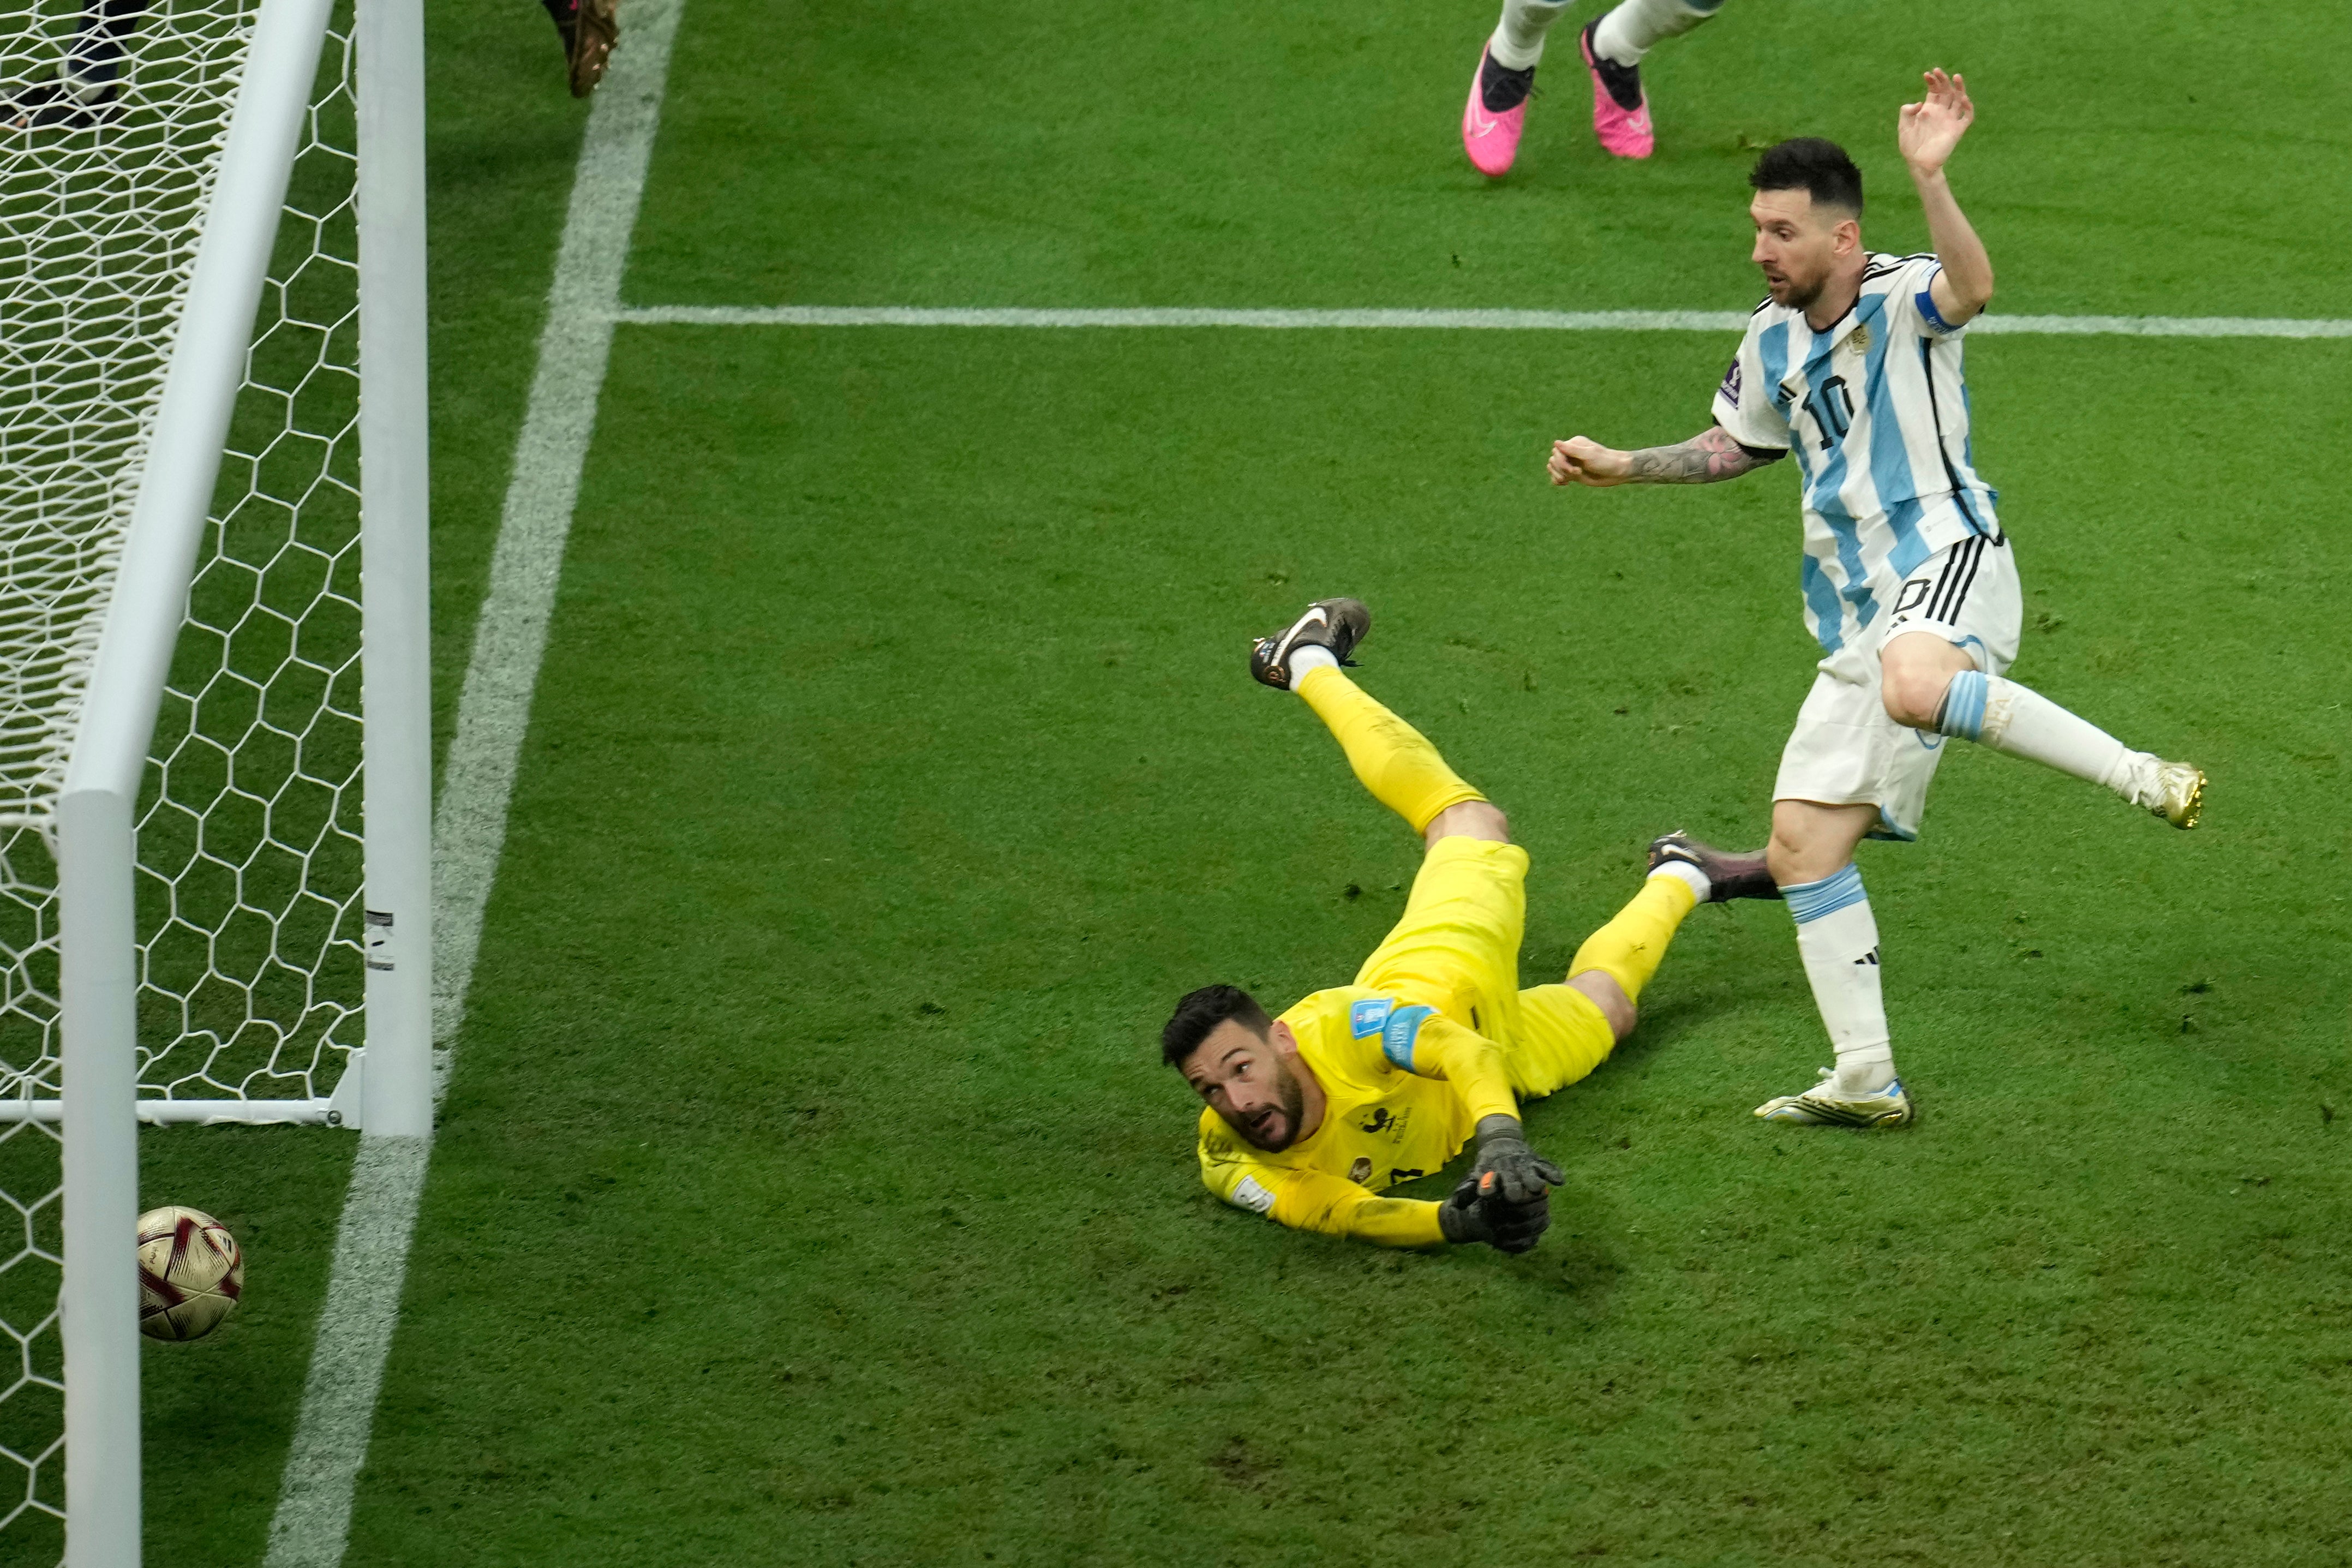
[
  {"left": 1437, "top": 1173, "right": 1551, "bottom": 1254},
  {"left": 1468, "top": 1113, "right": 1564, "bottom": 1204}
]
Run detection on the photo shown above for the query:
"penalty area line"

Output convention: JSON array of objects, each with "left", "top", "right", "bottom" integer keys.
[
  {"left": 614, "top": 303, "right": 2352, "bottom": 339},
  {"left": 258, "top": 2, "right": 686, "bottom": 1565}
]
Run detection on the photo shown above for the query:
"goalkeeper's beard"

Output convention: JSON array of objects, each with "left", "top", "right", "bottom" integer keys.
[{"left": 1232, "top": 1060, "right": 1309, "bottom": 1152}]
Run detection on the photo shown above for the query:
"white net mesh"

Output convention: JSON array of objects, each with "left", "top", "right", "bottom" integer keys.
[{"left": 0, "top": 0, "right": 363, "bottom": 1545}]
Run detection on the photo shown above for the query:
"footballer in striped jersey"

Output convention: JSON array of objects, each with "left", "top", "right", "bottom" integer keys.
[{"left": 1547, "top": 71, "right": 2205, "bottom": 1129}]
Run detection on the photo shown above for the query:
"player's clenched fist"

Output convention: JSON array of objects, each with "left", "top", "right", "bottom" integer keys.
[{"left": 1549, "top": 436, "right": 1633, "bottom": 487}]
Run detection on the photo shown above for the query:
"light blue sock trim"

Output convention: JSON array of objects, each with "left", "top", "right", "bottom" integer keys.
[
  {"left": 1937, "top": 668, "right": 1988, "bottom": 741},
  {"left": 1782, "top": 863, "right": 1868, "bottom": 924}
]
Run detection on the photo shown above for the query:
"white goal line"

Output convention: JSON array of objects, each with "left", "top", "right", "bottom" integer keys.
[{"left": 613, "top": 304, "right": 2352, "bottom": 339}]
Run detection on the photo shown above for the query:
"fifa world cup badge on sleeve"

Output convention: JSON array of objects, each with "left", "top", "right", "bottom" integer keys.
[{"left": 1718, "top": 357, "right": 1742, "bottom": 402}]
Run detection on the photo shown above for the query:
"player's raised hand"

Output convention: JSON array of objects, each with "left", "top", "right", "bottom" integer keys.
[
  {"left": 1899, "top": 68, "right": 1974, "bottom": 175},
  {"left": 1550, "top": 436, "right": 1633, "bottom": 487}
]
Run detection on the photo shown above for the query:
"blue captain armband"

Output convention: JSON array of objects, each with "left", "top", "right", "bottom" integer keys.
[
  {"left": 1380, "top": 1005, "right": 1437, "bottom": 1071},
  {"left": 1916, "top": 279, "right": 1959, "bottom": 335}
]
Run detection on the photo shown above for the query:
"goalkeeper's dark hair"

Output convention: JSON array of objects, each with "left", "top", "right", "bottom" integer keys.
[
  {"left": 1749, "top": 137, "right": 1864, "bottom": 216},
  {"left": 1162, "top": 985, "right": 1272, "bottom": 1068}
]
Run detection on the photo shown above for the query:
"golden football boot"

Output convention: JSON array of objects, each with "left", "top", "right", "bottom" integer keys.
[
  {"left": 1755, "top": 1068, "right": 1914, "bottom": 1129},
  {"left": 2149, "top": 759, "right": 2205, "bottom": 829}
]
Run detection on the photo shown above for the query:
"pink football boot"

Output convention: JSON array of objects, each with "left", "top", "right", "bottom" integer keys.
[
  {"left": 1461, "top": 44, "right": 1532, "bottom": 177},
  {"left": 1578, "top": 18, "right": 1653, "bottom": 159}
]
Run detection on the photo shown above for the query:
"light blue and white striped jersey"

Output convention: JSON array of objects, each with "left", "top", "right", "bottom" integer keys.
[{"left": 1711, "top": 252, "right": 2001, "bottom": 665}]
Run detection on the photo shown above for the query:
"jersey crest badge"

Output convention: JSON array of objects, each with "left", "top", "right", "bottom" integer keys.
[
  {"left": 1346, "top": 1157, "right": 1373, "bottom": 1184},
  {"left": 1849, "top": 323, "right": 1872, "bottom": 355}
]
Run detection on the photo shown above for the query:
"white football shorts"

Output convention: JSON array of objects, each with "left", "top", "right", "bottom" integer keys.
[{"left": 1774, "top": 526, "right": 2024, "bottom": 841}]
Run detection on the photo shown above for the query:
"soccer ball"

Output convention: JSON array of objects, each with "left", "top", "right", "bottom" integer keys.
[{"left": 136, "top": 1206, "right": 243, "bottom": 1342}]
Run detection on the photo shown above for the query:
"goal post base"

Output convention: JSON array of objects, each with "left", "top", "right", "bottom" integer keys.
[
  {"left": 0, "top": 1100, "right": 337, "bottom": 1126},
  {"left": 0, "top": 1046, "right": 366, "bottom": 1127}
]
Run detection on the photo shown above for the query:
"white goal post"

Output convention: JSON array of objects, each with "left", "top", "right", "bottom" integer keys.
[{"left": 0, "top": 0, "right": 432, "bottom": 1560}]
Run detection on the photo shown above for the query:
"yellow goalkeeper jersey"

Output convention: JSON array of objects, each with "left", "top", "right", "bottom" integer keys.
[{"left": 1194, "top": 987, "right": 1518, "bottom": 1248}]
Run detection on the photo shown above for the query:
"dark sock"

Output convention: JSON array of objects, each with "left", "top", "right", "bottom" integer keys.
[
  {"left": 1479, "top": 53, "right": 1536, "bottom": 114},
  {"left": 1581, "top": 19, "right": 1644, "bottom": 110},
  {"left": 62, "top": 0, "right": 146, "bottom": 90}
]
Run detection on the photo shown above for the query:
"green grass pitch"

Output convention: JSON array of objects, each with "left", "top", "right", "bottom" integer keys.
[{"left": 38, "top": 0, "right": 2352, "bottom": 1564}]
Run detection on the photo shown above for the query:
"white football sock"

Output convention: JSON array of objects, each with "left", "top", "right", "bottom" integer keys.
[
  {"left": 1489, "top": 0, "right": 1575, "bottom": 70},
  {"left": 1286, "top": 644, "right": 1338, "bottom": 689},
  {"left": 1650, "top": 860, "right": 1711, "bottom": 903},
  {"left": 1591, "top": 0, "right": 1722, "bottom": 66},
  {"left": 1782, "top": 865, "right": 1895, "bottom": 1095},
  {"left": 1936, "top": 670, "right": 2165, "bottom": 809}
]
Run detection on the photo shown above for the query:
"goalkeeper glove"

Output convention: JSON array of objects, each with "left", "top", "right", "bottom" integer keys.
[
  {"left": 1470, "top": 1113, "right": 1564, "bottom": 1204},
  {"left": 1437, "top": 1174, "right": 1551, "bottom": 1254}
]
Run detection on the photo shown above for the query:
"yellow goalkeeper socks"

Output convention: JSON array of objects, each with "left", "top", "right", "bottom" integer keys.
[
  {"left": 1567, "top": 872, "right": 1696, "bottom": 1003},
  {"left": 1295, "top": 666, "right": 1486, "bottom": 835}
]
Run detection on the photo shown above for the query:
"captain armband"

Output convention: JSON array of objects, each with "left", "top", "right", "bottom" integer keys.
[
  {"left": 1349, "top": 996, "right": 1437, "bottom": 1071},
  {"left": 1379, "top": 1004, "right": 1436, "bottom": 1071},
  {"left": 1916, "top": 278, "right": 1961, "bottom": 335}
]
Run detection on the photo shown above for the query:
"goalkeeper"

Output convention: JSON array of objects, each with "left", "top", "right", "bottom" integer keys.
[{"left": 1164, "top": 597, "right": 1775, "bottom": 1254}]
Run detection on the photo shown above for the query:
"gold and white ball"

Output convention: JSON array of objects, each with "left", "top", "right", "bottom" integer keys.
[{"left": 136, "top": 1206, "right": 243, "bottom": 1342}]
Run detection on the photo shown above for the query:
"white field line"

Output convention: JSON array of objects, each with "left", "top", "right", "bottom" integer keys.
[
  {"left": 615, "top": 303, "right": 2352, "bottom": 338},
  {"left": 250, "top": 46, "right": 2337, "bottom": 1563},
  {"left": 258, "top": 3, "right": 685, "bottom": 1565}
]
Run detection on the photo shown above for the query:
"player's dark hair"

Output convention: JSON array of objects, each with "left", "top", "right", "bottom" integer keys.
[
  {"left": 1749, "top": 137, "right": 1864, "bottom": 216},
  {"left": 1161, "top": 985, "right": 1271, "bottom": 1068}
]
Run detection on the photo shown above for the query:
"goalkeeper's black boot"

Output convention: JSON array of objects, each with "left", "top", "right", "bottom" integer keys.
[
  {"left": 1250, "top": 597, "right": 1370, "bottom": 691},
  {"left": 1648, "top": 830, "right": 1779, "bottom": 903}
]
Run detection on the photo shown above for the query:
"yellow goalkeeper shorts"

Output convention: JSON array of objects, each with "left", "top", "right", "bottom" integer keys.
[{"left": 1351, "top": 836, "right": 1527, "bottom": 1042}]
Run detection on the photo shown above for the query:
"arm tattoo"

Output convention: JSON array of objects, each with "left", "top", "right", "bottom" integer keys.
[{"left": 1626, "top": 425, "right": 1784, "bottom": 483}]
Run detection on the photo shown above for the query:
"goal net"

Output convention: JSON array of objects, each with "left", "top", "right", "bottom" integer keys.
[{"left": 0, "top": 0, "right": 429, "bottom": 1553}]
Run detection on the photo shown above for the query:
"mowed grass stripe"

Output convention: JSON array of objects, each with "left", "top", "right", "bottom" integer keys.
[
  {"left": 346, "top": 322, "right": 2352, "bottom": 1566},
  {"left": 629, "top": 0, "right": 2352, "bottom": 319},
  {"left": 616, "top": 304, "right": 2352, "bottom": 338}
]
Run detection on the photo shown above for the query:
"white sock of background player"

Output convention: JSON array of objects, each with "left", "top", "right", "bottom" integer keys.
[
  {"left": 1590, "top": 0, "right": 1723, "bottom": 67},
  {"left": 1488, "top": 0, "right": 1574, "bottom": 71},
  {"left": 1935, "top": 669, "right": 2168, "bottom": 808},
  {"left": 1781, "top": 865, "right": 1896, "bottom": 1096}
]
